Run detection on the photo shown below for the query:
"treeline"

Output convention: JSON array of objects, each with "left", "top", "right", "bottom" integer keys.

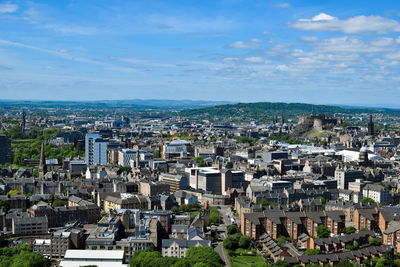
[
  {"left": 1, "top": 126, "right": 84, "bottom": 166},
  {"left": 180, "top": 102, "right": 389, "bottom": 122},
  {"left": 129, "top": 247, "right": 223, "bottom": 267},
  {"left": 0, "top": 244, "right": 50, "bottom": 267}
]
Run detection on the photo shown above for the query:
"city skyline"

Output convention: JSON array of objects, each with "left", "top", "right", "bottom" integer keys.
[{"left": 1, "top": 0, "right": 400, "bottom": 106}]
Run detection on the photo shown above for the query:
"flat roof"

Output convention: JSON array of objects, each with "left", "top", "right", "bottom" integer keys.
[{"left": 64, "top": 249, "right": 124, "bottom": 260}]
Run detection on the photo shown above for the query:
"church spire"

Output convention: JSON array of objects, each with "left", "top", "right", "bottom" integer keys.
[{"left": 367, "top": 113, "right": 374, "bottom": 136}]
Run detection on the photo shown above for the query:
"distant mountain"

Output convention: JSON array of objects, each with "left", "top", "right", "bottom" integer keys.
[
  {"left": 105, "top": 99, "right": 234, "bottom": 109},
  {"left": 0, "top": 99, "right": 234, "bottom": 110},
  {"left": 180, "top": 102, "right": 400, "bottom": 121}
]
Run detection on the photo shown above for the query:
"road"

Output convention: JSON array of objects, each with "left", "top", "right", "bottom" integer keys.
[
  {"left": 216, "top": 205, "right": 235, "bottom": 226},
  {"left": 213, "top": 205, "right": 235, "bottom": 266},
  {"left": 215, "top": 242, "right": 231, "bottom": 267},
  {"left": 284, "top": 242, "right": 302, "bottom": 257}
]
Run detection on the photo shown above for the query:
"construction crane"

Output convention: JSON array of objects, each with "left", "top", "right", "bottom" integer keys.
[{"left": 175, "top": 111, "right": 183, "bottom": 128}]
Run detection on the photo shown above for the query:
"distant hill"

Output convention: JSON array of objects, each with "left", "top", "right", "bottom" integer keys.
[
  {"left": 0, "top": 99, "right": 233, "bottom": 110},
  {"left": 180, "top": 102, "right": 400, "bottom": 121}
]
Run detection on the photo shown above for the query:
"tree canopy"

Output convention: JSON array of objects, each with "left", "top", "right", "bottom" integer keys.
[
  {"left": 129, "top": 247, "right": 223, "bottom": 267},
  {"left": 316, "top": 225, "right": 331, "bottom": 238},
  {"left": 0, "top": 244, "right": 50, "bottom": 267}
]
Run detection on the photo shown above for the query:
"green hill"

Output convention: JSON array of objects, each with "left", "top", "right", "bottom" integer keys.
[{"left": 180, "top": 102, "right": 398, "bottom": 122}]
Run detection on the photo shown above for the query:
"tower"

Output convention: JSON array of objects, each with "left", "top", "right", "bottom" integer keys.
[
  {"left": 136, "top": 150, "right": 140, "bottom": 169},
  {"left": 38, "top": 143, "right": 47, "bottom": 179},
  {"left": 367, "top": 114, "right": 374, "bottom": 136},
  {"left": 281, "top": 113, "right": 285, "bottom": 125},
  {"left": 21, "top": 110, "right": 26, "bottom": 131}
]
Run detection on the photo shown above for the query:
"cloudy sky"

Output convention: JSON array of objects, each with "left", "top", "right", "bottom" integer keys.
[{"left": 1, "top": 0, "right": 400, "bottom": 107}]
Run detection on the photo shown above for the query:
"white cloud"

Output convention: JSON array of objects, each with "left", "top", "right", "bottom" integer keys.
[
  {"left": 0, "top": 3, "right": 18, "bottom": 13},
  {"left": 223, "top": 57, "right": 239, "bottom": 62},
  {"left": 272, "top": 3, "right": 290, "bottom": 8},
  {"left": 302, "top": 36, "right": 396, "bottom": 53},
  {"left": 43, "top": 24, "right": 103, "bottom": 35},
  {"left": 290, "top": 13, "right": 400, "bottom": 34},
  {"left": 250, "top": 38, "right": 262, "bottom": 43},
  {"left": 244, "top": 57, "right": 264, "bottom": 63},
  {"left": 228, "top": 40, "right": 260, "bottom": 49},
  {"left": 303, "top": 13, "right": 336, "bottom": 22},
  {"left": 144, "top": 14, "right": 233, "bottom": 33}
]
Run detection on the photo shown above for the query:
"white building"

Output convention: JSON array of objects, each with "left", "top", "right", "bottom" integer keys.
[
  {"left": 85, "top": 134, "right": 108, "bottom": 166},
  {"left": 60, "top": 250, "right": 127, "bottom": 267},
  {"left": 362, "top": 184, "right": 391, "bottom": 205},
  {"left": 118, "top": 149, "right": 142, "bottom": 167},
  {"left": 335, "top": 169, "right": 364, "bottom": 190},
  {"left": 185, "top": 167, "right": 222, "bottom": 194},
  {"left": 163, "top": 139, "right": 189, "bottom": 159},
  {"left": 161, "top": 239, "right": 211, "bottom": 258}
]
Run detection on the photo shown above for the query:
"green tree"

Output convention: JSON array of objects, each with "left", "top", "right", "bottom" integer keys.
[
  {"left": 238, "top": 235, "right": 251, "bottom": 249},
  {"left": 185, "top": 246, "right": 223, "bottom": 267},
  {"left": 227, "top": 224, "right": 238, "bottom": 235},
  {"left": 129, "top": 249, "right": 171, "bottom": 267},
  {"left": 275, "top": 236, "right": 287, "bottom": 247},
  {"left": 345, "top": 226, "right": 356, "bottom": 235},
  {"left": 337, "top": 258, "right": 356, "bottom": 267},
  {"left": 223, "top": 238, "right": 234, "bottom": 250},
  {"left": 305, "top": 249, "right": 320, "bottom": 255},
  {"left": 52, "top": 199, "right": 66, "bottom": 207},
  {"left": 10, "top": 251, "right": 50, "bottom": 267},
  {"left": 7, "top": 189, "right": 21, "bottom": 195},
  {"left": 360, "top": 197, "right": 375, "bottom": 204},
  {"left": 272, "top": 260, "right": 290, "bottom": 267},
  {"left": 209, "top": 207, "right": 220, "bottom": 225},
  {"left": 48, "top": 193, "right": 55, "bottom": 206},
  {"left": 316, "top": 196, "right": 326, "bottom": 210},
  {"left": 153, "top": 150, "right": 160, "bottom": 158},
  {"left": 316, "top": 225, "right": 330, "bottom": 238}
]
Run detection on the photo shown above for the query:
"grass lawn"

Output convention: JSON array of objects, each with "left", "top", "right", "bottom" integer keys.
[
  {"left": 231, "top": 255, "right": 265, "bottom": 267},
  {"left": 190, "top": 211, "right": 200, "bottom": 221}
]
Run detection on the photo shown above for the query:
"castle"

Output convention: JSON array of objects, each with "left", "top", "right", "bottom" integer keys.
[{"left": 292, "top": 114, "right": 342, "bottom": 137}]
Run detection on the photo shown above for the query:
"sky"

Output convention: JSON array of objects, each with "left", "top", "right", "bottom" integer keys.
[{"left": 1, "top": 0, "right": 400, "bottom": 107}]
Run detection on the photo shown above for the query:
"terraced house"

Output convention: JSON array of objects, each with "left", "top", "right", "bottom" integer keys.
[{"left": 241, "top": 210, "right": 345, "bottom": 239}]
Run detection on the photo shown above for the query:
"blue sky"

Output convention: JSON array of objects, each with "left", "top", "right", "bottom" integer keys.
[{"left": 1, "top": 0, "right": 400, "bottom": 107}]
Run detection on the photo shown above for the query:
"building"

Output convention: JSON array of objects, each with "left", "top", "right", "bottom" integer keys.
[
  {"left": 163, "top": 139, "right": 189, "bottom": 159},
  {"left": 335, "top": 169, "right": 364, "bottom": 190},
  {"left": 85, "top": 133, "right": 108, "bottom": 166},
  {"left": 33, "top": 226, "right": 85, "bottom": 259},
  {"left": 140, "top": 181, "right": 170, "bottom": 196},
  {"left": 368, "top": 114, "right": 374, "bottom": 136},
  {"left": 30, "top": 200, "right": 100, "bottom": 227},
  {"left": 103, "top": 194, "right": 150, "bottom": 214},
  {"left": 241, "top": 210, "right": 345, "bottom": 240},
  {"left": 266, "top": 180, "right": 293, "bottom": 191},
  {"left": 0, "top": 135, "right": 11, "bottom": 165},
  {"left": 262, "top": 151, "right": 288, "bottom": 162},
  {"left": 159, "top": 174, "right": 189, "bottom": 193},
  {"left": 60, "top": 250, "right": 126, "bottom": 267},
  {"left": 353, "top": 203, "right": 379, "bottom": 231},
  {"left": 161, "top": 239, "right": 211, "bottom": 258},
  {"left": 186, "top": 167, "right": 222, "bottom": 195},
  {"left": 363, "top": 184, "right": 391, "bottom": 205},
  {"left": 118, "top": 149, "right": 142, "bottom": 167},
  {"left": 12, "top": 216, "right": 48, "bottom": 235}
]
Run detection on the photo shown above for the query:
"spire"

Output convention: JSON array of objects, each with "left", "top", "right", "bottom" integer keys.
[
  {"left": 38, "top": 142, "right": 47, "bottom": 179},
  {"left": 21, "top": 110, "right": 26, "bottom": 132},
  {"left": 367, "top": 113, "right": 374, "bottom": 136}
]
